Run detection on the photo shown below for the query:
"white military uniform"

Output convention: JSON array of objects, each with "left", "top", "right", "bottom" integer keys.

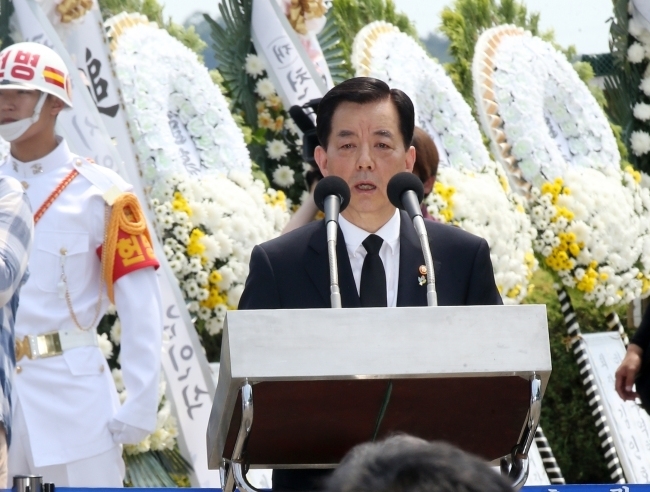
[{"left": 1, "top": 138, "right": 162, "bottom": 485}]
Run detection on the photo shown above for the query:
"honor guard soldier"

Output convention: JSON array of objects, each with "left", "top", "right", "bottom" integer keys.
[{"left": 0, "top": 42, "right": 163, "bottom": 486}]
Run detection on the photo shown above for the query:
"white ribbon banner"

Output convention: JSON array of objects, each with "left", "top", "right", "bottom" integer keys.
[
  {"left": 17, "top": 2, "right": 219, "bottom": 486},
  {"left": 251, "top": 0, "right": 326, "bottom": 111},
  {"left": 159, "top": 269, "right": 220, "bottom": 487},
  {"left": 14, "top": 0, "right": 124, "bottom": 173},
  {"left": 582, "top": 332, "right": 650, "bottom": 483}
]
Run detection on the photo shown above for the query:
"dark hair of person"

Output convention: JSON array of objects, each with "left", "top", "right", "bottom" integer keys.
[
  {"left": 316, "top": 77, "right": 415, "bottom": 150},
  {"left": 411, "top": 127, "right": 439, "bottom": 185},
  {"left": 323, "top": 435, "right": 513, "bottom": 492}
]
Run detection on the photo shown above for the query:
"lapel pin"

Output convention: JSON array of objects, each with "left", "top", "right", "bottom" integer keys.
[{"left": 418, "top": 265, "right": 427, "bottom": 286}]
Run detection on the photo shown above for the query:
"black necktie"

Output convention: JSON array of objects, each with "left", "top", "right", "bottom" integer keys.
[{"left": 360, "top": 234, "right": 387, "bottom": 307}]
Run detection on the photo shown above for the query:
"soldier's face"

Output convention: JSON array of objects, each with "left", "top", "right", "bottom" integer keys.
[{"left": 0, "top": 89, "right": 40, "bottom": 124}]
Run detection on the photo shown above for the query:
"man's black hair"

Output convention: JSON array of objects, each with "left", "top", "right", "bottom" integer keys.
[
  {"left": 316, "top": 77, "right": 415, "bottom": 150},
  {"left": 323, "top": 435, "right": 513, "bottom": 492}
]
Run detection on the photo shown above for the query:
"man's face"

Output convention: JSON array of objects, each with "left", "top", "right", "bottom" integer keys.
[
  {"left": 0, "top": 89, "right": 62, "bottom": 144},
  {"left": 315, "top": 99, "right": 415, "bottom": 232},
  {"left": 0, "top": 89, "right": 40, "bottom": 124}
]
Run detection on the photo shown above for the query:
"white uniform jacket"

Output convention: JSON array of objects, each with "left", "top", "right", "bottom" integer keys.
[{"left": 0, "top": 138, "right": 162, "bottom": 467}]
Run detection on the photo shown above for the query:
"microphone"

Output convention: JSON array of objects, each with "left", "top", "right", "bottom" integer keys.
[
  {"left": 387, "top": 172, "right": 424, "bottom": 220},
  {"left": 387, "top": 172, "right": 438, "bottom": 306},
  {"left": 314, "top": 176, "right": 351, "bottom": 309}
]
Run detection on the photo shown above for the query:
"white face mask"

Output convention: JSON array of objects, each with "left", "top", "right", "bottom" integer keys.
[{"left": 0, "top": 92, "right": 47, "bottom": 142}]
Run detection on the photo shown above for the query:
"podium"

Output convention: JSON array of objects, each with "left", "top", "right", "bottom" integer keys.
[{"left": 207, "top": 305, "right": 550, "bottom": 491}]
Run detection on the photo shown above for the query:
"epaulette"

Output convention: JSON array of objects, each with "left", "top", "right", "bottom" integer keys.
[{"left": 71, "top": 156, "right": 129, "bottom": 206}]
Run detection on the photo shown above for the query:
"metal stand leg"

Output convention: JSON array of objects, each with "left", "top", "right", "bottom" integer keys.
[
  {"left": 222, "top": 381, "right": 261, "bottom": 492},
  {"left": 500, "top": 373, "right": 541, "bottom": 490}
]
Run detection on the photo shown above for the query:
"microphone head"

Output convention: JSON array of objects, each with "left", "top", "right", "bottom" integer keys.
[
  {"left": 387, "top": 172, "right": 425, "bottom": 209},
  {"left": 314, "top": 176, "right": 351, "bottom": 213}
]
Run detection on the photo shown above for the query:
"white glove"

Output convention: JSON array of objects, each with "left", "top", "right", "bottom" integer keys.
[{"left": 108, "top": 418, "right": 150, "bottom": 445}]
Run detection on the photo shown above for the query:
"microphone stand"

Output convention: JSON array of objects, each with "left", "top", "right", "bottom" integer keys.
[
  {"left": 323, "top": 195, "right": 342, "bottom": 308},
  {"left": 403, "top": 190, "right": 438, "bottom": 307}
]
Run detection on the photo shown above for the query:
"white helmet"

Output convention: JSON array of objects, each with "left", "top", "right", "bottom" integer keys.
[{"left": 0, "top": 42, "right": 72, "bottom": 108}]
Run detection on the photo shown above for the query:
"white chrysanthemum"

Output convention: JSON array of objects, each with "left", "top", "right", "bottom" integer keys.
[
  {"left": 285, "top": 117, "right": 300, "bottom": 135},
  {"left": 112, "top": 368, "right": 125, "bottom": 392},
  {"left": 97, "top": 333, "right": 113, "bottom": 360},
  {"left": 628, "top": 42, "right": 646, "bottom": 63},
  {"left": 267, "top": 139, "right": 290, "bottom": 160},
  {"left": 255, "top": 78, "right": 277, "bottom": 99},
  {"left": 244, "top": 54, "right": 266, "bottom": 77},
  {"left": 630, "top": 17, "right": 645, "bottom": 37},
  {"left": 272, "top": 165, "right": 295, "bottom": 187},
  {"left": 634, "top": 102, "right": 650, "bottom": 121},
  {"left": 206, "top": 317, "right": 224, "bottom": 335},
  {"left": 110, "top": 318, "right": 122, "bottom": 344},
  {"left": 641, "top": 77, "right": 650, "bottom": 97},
  {"left": 631, "top": 130, "right": 650, "bottom": 156}
]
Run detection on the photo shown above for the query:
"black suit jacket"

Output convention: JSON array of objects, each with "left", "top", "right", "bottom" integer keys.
[
  {"left": 239, "top": 210, "right": 502, "bottom": 310},
  {"left": 238, "top": 211, "right": 502, "bottom": 490}
]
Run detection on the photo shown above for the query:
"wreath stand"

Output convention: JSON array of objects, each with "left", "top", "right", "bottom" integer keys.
[{"left": 556, "top": 287, "right": 626, "bottom": 483}]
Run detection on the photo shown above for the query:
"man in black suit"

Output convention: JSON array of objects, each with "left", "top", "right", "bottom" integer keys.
[{"left": 238, "top": 77, "right": 502, "bottom": 491}]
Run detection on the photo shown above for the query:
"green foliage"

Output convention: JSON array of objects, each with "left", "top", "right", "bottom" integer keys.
[
  {"left": 204, "top": 0, "right": 256, "bottom": 128},
  {"left": 124, "top": 448, "right": 192, "bottom": 487},
  {"left": 605, "top": 0, "right": 650, "bottom": 174},
  {"left": 523, "top": 268, "right": 627, "bottom": 483},
  {"left": 330, "top": 0, "right": 418, "bottom": 78},
  {"left": 0, "top": 0, "right": 13, "bottom": 49},
  {"left": 440, "top": 0, "right": 544, "bottom": 108},
  {"left": 98, "top": 0, "right": 206, "bottom": 59},
  {"left": 317, "top": 8, "right": 349, "bottom": 84}
]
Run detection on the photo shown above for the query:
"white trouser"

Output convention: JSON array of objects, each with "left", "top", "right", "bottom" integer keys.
[
  {"left": 0, "top": 424, "right": 7, "bottom": 486},
  {"left": 7, "top": 398, "right": 124, "bottom": 487}
]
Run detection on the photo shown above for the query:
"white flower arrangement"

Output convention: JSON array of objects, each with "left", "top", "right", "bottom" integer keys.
[
  {"left": 628, "top": 13, "right": 650, "bottom": 159},
  {"left": 474, "top": 27, "right": 620, "bottom": 189},
  {"left": 152, "top": 171, "right": 289, "bottom": 334},
  {"left": 352, "top": 21, "right": 538, "bottom": 304},
  {"left": 424, "top": 169, "right": 538, "bottom": 303},
  {"left": 629, "top": 42, "right": 646, "bottom": 64},
  {"left": 239, "top": 47, "right": 306, "bottom": 205},
  {"left": 528, "top": 167, "right": 650, "bottom": 306},
  {"left": 474, "top": 26, "right": 650, "bottom": 306},
  {"left": 108, "top": 15, "right": 251, "bottom": 185},
  {"left": 632, "top": 130, "right": 650, "bottom": 156}
]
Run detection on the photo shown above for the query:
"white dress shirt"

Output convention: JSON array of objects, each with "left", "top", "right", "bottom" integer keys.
[
  {"left": 339, "top": 209, "right": 401, "bottom": 307},
  {"left": 0, "top": 138, "right": 162, "bottom": 467}
]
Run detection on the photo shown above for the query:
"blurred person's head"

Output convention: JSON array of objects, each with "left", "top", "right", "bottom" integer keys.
[
  {"left": 323, "top": 435, "right": 513, "bottom": 492},
  {"left": 411, "top": 127, "right": 439, "bottom": 196}
]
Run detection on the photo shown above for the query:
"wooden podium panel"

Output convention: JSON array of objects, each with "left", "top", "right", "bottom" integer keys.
[
  {"left": 222, "top": 376, "right": 530, "bottom": 466},
  {"left": 224, "top": 380, "right": 387, "bottom": 466},
  {"left": 376, "top": 377, "right": 530, "bottom": 460}
]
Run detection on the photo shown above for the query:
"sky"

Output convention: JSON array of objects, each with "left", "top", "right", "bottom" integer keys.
[{"left": 161, "top": 0, "right": 615, "bottom": 55}]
